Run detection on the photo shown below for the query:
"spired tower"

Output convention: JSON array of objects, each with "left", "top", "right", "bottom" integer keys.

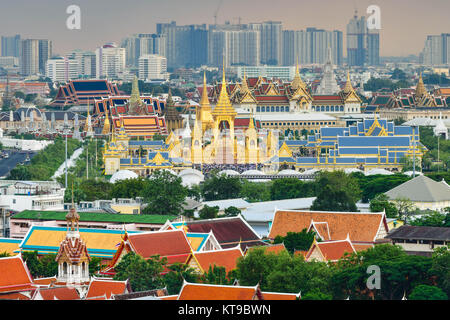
[
  {"left": 164, "top": 89, "right": 183, "bottom": 133},
  {"left": 128, "top": 75, "right": 147, "bottom": 115},
  {"left": 211, "top": 67, "right": 238, "bottom": 164},
  {"left": 316, "top": 47, "right": 340, "bottom": 95},
  {"left": 197, "top": 72, "right": 214, "bottom": 133},
  {"left": 55, "top": 191, "right": 91, "bottom": 285}
]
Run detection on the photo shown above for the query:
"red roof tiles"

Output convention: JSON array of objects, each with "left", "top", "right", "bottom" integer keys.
[
  {"left": 190, "top": 247, "right": 243, "bottom": 273},
  {"left": 86, "top": 278, "right": 128, "bottom": 300},
  {"left": 178, "top": 283, "right": 262, "bottom": 300},
  {"left": 269, "top": 210, "right": 387, "bottom": 243},
  {"left": 305, "top": 240, "right": 356, "bottom": 262},
  {"left": 37, "top": 287, "right": 80, "bottom": 300},
  {"left": 0, "top": 255, "right": 34, "bottom": 294}
]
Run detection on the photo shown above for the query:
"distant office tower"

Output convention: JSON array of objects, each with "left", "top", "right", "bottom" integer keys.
[
  {"left": 156, "top": 22, "right": 207, "bottom": 68},
  {"left": 38, "top": 39, "right": 52, "bottom": 74},
  {"left": 208, "top": 25, "right": 260, "bottom": 68},
  {"left": 68, "top": 50, "right": 96, "bottom": 78},
  {"left": 20, "top": 39, "right": 39, "bottom": 76},
  {"left": 138, "top": 54, "right": 168, "bottom": 80},
  {"left": 249, "top": 21, "right": 282, "bottom": 65},
  {"left": 95, "top": 43, "right": 126, "bottom": 79},
  {"left": 1, "top": 35, "right": 21, "bottom": 57},
  {"left": 282, "top": 28, "right": 343, "bottom": 66},
  {"left": 20, "top": 39, "right": 52, "bottom": 76},
  {"left": 46, "top": 57, "right": 79, "bottom": 82},
  {"left": 346, "top": 10, "right": 380, "bottom": 66},
  {"left": 122, "top": 33, "right": 166, "bottom": 67},
  {"left": 421, "top": 33, "right": 450, "bottom": 66}
]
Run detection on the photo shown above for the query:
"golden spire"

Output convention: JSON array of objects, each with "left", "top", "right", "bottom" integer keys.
[
  {"left": 85, "top": 98, "right": 90, "bottom": 130},
  {"left": 102, "top": 109, "right": 110, "bottom": 135},
  {"left": 343, "top": 70, "right": 354, "bottom": 94},
  {"left": 415, "top": 73, "right": 427, "bottom": 98},
  {"left": 248, "top": 110, "right": 255, "bottom": 130},
  {"left": 200, "top": 71, "right": 210, "bottom": 106},
  {"left": 212, "top": 64, "right": 236, "bottom": 117},
  {"left": 241, "top": 70, "right": 250, "bottom": 94},
  {"left": 291, "top": 58, "right": 306, "bottom": 90}
]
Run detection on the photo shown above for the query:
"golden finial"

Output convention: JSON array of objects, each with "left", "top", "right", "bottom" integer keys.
[
  {"left": 200, "top": 71, "right": 210, "bottom": 106},
  {"left": 343, "top": 70, "right": 354, "bottom": 94}
]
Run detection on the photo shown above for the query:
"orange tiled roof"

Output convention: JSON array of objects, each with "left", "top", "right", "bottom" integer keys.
[
  {"left": 191, "top": 247, "right": 243, "bottom": 273},
  {"left": 33, "top": 277, "right": 57, "bottom": 286},
  {"left": 269, "top": 210, "right": 387, "bottom": 243},
  {"left": 262, "top": 291, "right": 299, "bottom": 300},
  {"left": 0, "top": 255, "right": 34, "bottom": 294},
  {"left": 127, "top": 229, "right": 192, "bottom": 260},
  {"left": 37, "top": 287, "right": 80, "bottom": 300},
  {"left": 0, "top": 292, "right": 34, "bottom": 300},
  {"left": 178, "top": 282, "right": 261, "bottom": 300},
  {"left": 86, "top": 278, "right": 128, "bottom": 300},
  {"left": 306, "top": 240, "right": 356, "bottom": 262}
]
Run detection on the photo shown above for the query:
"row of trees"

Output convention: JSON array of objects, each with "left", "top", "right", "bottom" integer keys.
[
  {"left": 112, "top": 244, "right": 449, "bottom": 300},
  {"left": 7, "top": 137, "right": 82, "bottom": 181}
]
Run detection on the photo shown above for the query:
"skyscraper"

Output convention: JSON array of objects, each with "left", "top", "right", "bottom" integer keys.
[
  {"left": 249, "top": 21, "right": 282, "bottom": 65},
  {"left": 156, "top": 22, "right": 208, "bottom": 68},
  {"left": 208, "top": 25, "right": 260, "bottom": 68},
  {"left": 1, "top": 35, "right": 21, "bottom": 57},
  {"left": 20, "top": 39, "right": 52, "bottom": 76},
  {"left": 282, "top": 28, "right": 343, "bottom": 66},
  {"left": 122, "top": 33, "right": 166, "bottom": 67},
  {"left": 421, "top": 33, "right": 450, "bottom": 66},
  {"left": 346, "top": 10, "right": 380, "bottom": 66},
  {"left": 46, "top": 57, "right": 79, "bottom": 82}
]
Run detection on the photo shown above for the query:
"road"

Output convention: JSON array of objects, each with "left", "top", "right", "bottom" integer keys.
[{"left": 0, "top": 149, "right": 37, "bottom": 178}]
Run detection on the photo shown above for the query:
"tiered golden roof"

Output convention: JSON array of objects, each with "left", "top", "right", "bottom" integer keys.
[
  {"left": 291, "top": 60, "right": 306, "bottom": 91},
  {"left": 212, "top": 67, "right": 237, "bottom": 118},
  {"left": 415, "top": 73, "right": 427, "bottom": 98}
]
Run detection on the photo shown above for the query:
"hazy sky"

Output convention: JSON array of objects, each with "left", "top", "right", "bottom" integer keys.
[{"left": 0, "top": 0, "right": 449, "bottom": 57}]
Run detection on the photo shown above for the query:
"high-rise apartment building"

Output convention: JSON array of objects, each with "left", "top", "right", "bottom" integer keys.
[
  {"left": 208, "top": 25, "right": 260, "bottom": 68},
  {"left": 1, "top": 35, "right": 21, "bottom": 57},
  {"left": 421, "top": 33, "right": 450, "bottom": 66},
  {"left": 95, "top": 43, "right": 126, "bottom": 79},
  {"left": 138, "top": 54, "right": 168, "bottom": 80},
  {"left": 20, "top": 39, "right": 52, "bottom": 76},
  {"left": 68, "top": 50, "right": 96, "bottom": 78},
  {"left": 122, "top": 34, "right": 166, "bottom": 67},
  {"left": 156, "top": 22, "right": 208, "bottom": 68},
  {"left": 249, "top": 21, "right": 282, "bottom": 65},
  {"left": 282, "top": 28, "right": 343, "bottom": 66},
  {"left": 346, "top": 11, "right": 380, "bottom": 66},
  {"left": 46, "top": 57, "right": 79, "bottom": 82}
]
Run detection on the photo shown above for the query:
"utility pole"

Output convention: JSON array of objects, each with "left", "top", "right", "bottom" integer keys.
[
  {"left": 65, "top": 124, "right": 68, "bottom": 189},
  {"left": 86, "top": 139, "right": 89, "bottom": 180}
]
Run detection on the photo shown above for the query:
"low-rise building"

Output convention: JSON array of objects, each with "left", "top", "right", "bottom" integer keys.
[
  {"left": 0, "top": 181, "right": 65, "bottom": 212},
  {"left": 385, "top": 225, "right": 450, "bottom": 256},
  {"left": 384, "top": 175, "right": 450, "bottom": 212}
]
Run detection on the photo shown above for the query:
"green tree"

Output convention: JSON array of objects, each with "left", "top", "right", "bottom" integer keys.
[
  {"left": 393, "top": 197, "right": 416, "bottom": 223},
  {"left": 39, "top": 254, "right": 58, "bottom": 277},
  {"left": 8, "top": 165, "right": 32, "bottom": 180},
  {"left": 224, "top": 206, "right": 241, "bottom": 217},
  {"left": 301, "top": 288, "right": 332, "bottom": 300},
  {"left": 410, "top": 211, "right": 449, "bottom": 227},
  {"left": 430, "top": 247, "right": 450, "bottom": 297},
  {"left": 270, "top": 178, "right": 315, "bottom": 200},
  {"left": 201, "top": 173, "right": 242, "bottom": 201},
  {"left": 0, "top": 251, "right": 11, "bottom": 257},
  {"left": 273, "top": 229, "right": 316, "bottom": 254},
  {"left": 241, "top": 180, "right": 271, "bottom": 202},
  {"left": 89, "top": 256, "right": 105, "bottom": 276},
  {"left": 142, "top": 170, "right": 188, "bottom": 215},
  {"left": 200, "top": 265, "right": 236, "bottom": 285},
  {"left": 369, "top": 193, "right": 399, "bottom": 218},
  {"left": 409, "top": 285, "right": 448, "bottom": 300},
  {"left": 22, "top": 251, "right": 42, "bottom": 278},
  {"left": 311, "top": 171, "right": 361, "bottom": 212},
  {"left": 113, "top": 252, "right": 166, "bottom": 292},
  {"left": 110, "top": 177, "right": 147, "bottom": 199},
  {"left": 199, "top": 205, "right": 219, "bottom": 219},
  {"left": 163, "top": 263, "right": 199, "bottom": 295}
]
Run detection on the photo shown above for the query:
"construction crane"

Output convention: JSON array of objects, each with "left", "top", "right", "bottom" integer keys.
[{"left": 214, "top": 0, "right": 224, "bottom": 25}]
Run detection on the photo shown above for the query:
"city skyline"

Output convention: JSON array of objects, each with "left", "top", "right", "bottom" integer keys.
[{"left": 0, "top": 0, "right": 449, "bottom": 57}]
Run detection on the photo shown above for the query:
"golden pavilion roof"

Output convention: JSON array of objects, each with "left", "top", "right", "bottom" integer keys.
[
  {"left": 415, "top": 73, "right": 427, "bottom": 98},
  {"left": 290, "top": 61, "right": 306, "bottom": 91},
  {"left": 212, "top": 68, "right": 237, "bottom": 118}
]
